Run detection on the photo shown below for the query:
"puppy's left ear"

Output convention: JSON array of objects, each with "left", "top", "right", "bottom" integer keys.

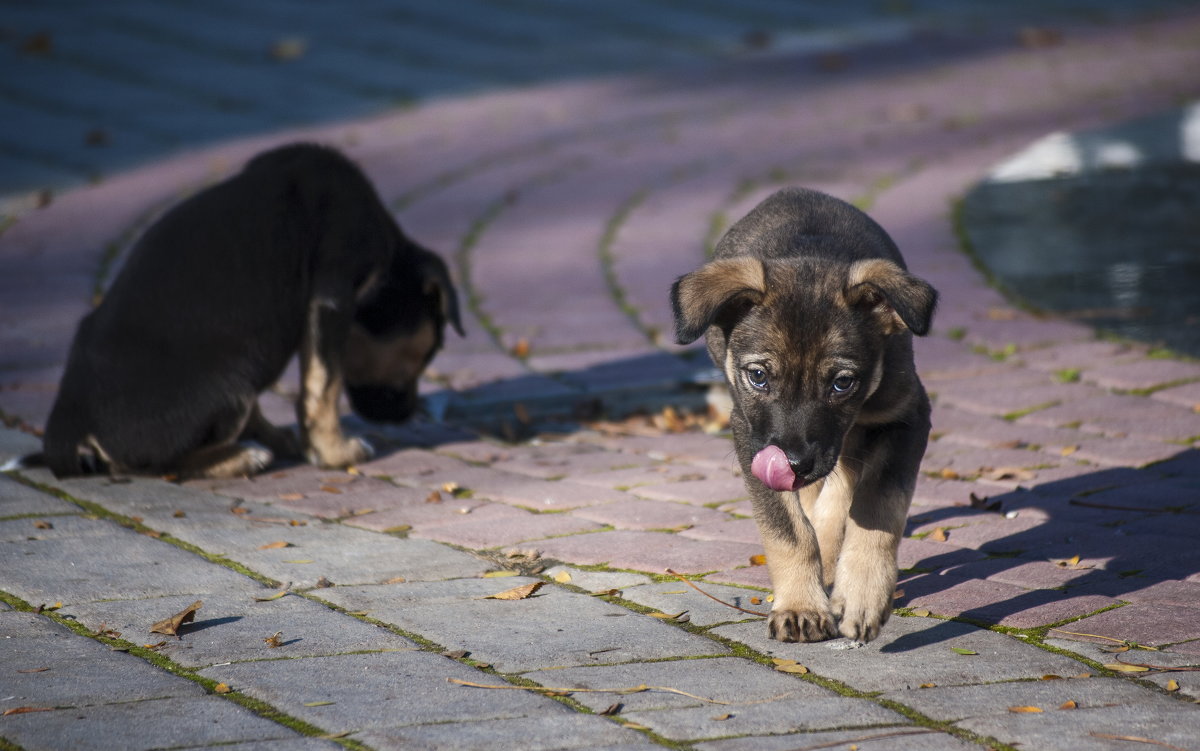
[
  {"left": 845, "top": 259, "right": 938, "bottom": 336},
  {"left": 419, "top": 250, "right": 465, "bottom": 337}
]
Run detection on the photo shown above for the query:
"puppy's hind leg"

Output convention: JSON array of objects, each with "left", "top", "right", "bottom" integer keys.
[
  {"left": 176, "top": 442, "right": 274, "bottom": 479},
  {"left": 297, "top": 300, "right": 374, "bottom": 469},
  {"left": 240, "top": 401, "right": 301, "bottom": 460}
]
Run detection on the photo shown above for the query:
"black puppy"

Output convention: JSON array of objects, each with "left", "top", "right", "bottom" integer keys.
[{"left": 42, "top": 143, "right": 462, "bottom": 479}]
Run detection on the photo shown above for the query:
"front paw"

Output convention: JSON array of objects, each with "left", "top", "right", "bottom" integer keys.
[
  {"left": 307, "top": 436, "right": 375, "bottom": 469},
  {"left": 830, "top": 592, "right": 891, "bottom": 643},
  {"left": 767, "top": 606, "right": 836, "bottom": 642}
]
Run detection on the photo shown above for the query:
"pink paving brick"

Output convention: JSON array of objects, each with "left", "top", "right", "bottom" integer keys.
[
  {"left": 899, "top": 573, "right": 1119, "bottom": 629},
  {"left": 897, "top": 537, "right": 987, "bottom": 572},
  {"left": 412, "top": 511, "right": 604, "bottom": 550},
  {"left": 571, "top": 463, "right": 717, "bottom": 490},
  {"left": 930, "top": 368, "right": 1102, "bottom": 418},
  {"left": 707, "top": 565, "right": 772, "bottom": 590},
  {"left": 489, "top": 443, "right": 656, "bottom": 479},
  {"left": 570, "top": 499, "right": 731, "bottom": 531},
  {"left": 1081, "top": 359, "right": 1200, "bottom": 392},
  {"left": 344, "top": 499, "right": 521, "bottom": 533},
  {"left": 1018, "top": 393, "right": 1200, "bottom": 441},
  {"left": 633, "top": 475, "right": 749, "bottom": 505},
  {"left": 473, "top": 477, "right": 637, "bottom": 511},
  {"left": 534, "top": 530, "right": 763, "bottom": 575},
  {"left": 679, "top": 518, "right": 761, "bottom": 545},
  {"left": 1151, "top": 380, "right": 1200, "bottom": 410},
  {"left": 1060, "top": 603, "right": 1200, "bottom": 647}
]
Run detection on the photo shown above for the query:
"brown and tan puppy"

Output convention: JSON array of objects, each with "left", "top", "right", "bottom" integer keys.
[
  {"left": 41, "top": 143, "right": 462, "bottom": 479},
  {"left": 671, "top": 188, "right": 936, "bottom": 642}
]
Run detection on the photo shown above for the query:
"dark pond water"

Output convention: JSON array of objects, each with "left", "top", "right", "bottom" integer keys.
[{"left": 961, "top": 162, "right": 1200, "bottom": 357}]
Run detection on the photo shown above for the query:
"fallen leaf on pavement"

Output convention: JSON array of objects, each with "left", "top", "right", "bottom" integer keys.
[
  {"left": 213, "top": 682, "right": 232, "bottom": 694},
  {"left": 483, "top": 581, "right": 543, "bottom": 600},
  {"left": 2, "top": 707, "right": 54, "bottom": 716},
  {"left": 1104, "top": 662, "right": 1149, "bottom": 673},
  {"left": 258, "top": 540, "right": 292, "bottom": 550},
  {"left": 482, "top": 570, "right": 519, "bottom": 578},
  {"left": 553, "top": 570, "right": 572, "bottom": 584},
  {"left": 264, "top": 631, "right": 284, "bottom": 648},
  {"left": 1008, "top": 705, "right": 1043, "bottom": 713},
  {"left": 303, "top": 701, "right": 335, "bottom": 707},
  {"left": 1059, "top": 700, "right": 1077, "bottom": 710},
  {"left": 1166, "top": 679, "right": 1180, "bottom": 692},
  {"left": 278, "top": 493, "right": 305, "bottom": 501},
  {"left": 33, "top": 520, "right": 52, "bottom": 529},
  {"left": 149, "top": 601, "right": 201, "bottom": 636},
  {"left": 749, "top": 554, "right": 767, "bottom": 566},
  {"left": 950, "top": 647, "right": 978, "bottom": 655},
  {"left": 16, "top": 667, "right": 50, "bottom": 674},
  {"left": 929, "top": 527, "right": 949, "bottom": 542}
]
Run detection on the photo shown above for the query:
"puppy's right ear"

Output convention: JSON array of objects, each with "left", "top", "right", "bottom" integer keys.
[{"left": 671, "top": 257, "right": 766, "bottom": 344}]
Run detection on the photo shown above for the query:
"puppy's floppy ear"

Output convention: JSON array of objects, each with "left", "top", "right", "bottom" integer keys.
[
  {"left": 671, "top": 257, "right": 767, "bottom": 344},
  {"left": 417, "top": 249, "right": 465, "bottom": 337},
  {"left": 845, "top": 258, "right": 938, "bottom": 336}
]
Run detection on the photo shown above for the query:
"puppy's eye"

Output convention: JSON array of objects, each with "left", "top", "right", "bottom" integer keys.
[
  {"left": 831, "top": 375, "right": 857, "bottom": 394},
  {"left": 745, "top": 367, "right": 769, "bottom": 391}
]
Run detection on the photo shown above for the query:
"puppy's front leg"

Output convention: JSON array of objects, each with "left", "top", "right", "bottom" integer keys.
[
  {"left": 298, "top": 299, "right": 374, "bottom": 469},
  {"left": 829, "top": 494, "right": 907, "bottom": 643},
  {"left": 755, "top": 491, "right": 836, "bottom": 642}
]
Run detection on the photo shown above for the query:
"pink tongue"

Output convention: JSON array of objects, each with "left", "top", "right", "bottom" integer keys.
[{"left": 751, "top": 445, "right": 798, "bottom": 492}]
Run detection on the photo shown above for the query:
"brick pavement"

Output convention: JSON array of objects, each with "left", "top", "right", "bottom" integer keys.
[{"left": 4, "top": 4, "right": 1200, "bottom": 751}]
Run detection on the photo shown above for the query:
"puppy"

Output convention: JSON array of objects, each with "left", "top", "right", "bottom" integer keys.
[
  {"left": 671, "top": 188, "right": 936, "bottom": 642},
  {"left": 42, "top": 143, "right": 463, "bottom": 479}
]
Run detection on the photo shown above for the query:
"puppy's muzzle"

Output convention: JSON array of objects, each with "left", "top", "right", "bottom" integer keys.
[{"left": 346, "top": 385, "right": 418, "bottom": 423}]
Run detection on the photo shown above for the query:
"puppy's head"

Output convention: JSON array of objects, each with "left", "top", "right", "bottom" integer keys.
[
  {"left": 671, "top": 256, "right": 936, "bottom": 491},
  {"left": 344, "top": 248, "right": 464, "bottom": 423}
]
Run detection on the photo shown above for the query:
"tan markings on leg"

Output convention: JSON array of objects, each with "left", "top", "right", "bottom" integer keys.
[
  {"left": 805, "top": 459, "right": 858, "bottom": 591},
  {"left": 298, "top": 303, "right": 372, "bottom": 469},
  {"left": 758, "top": 490, "right": 835, "bottom": 642},
  {"left": 830, "top": 485, "right": 910, "bottom": 642},
  {"left": 177, "top": 442, "right": 273, "bottom": 479}
]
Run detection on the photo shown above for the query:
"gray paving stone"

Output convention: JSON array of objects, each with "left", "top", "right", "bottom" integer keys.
[
  {"left": 0, "top": 427, "right": 40, "bottom": 465},
  {"left": 694, "top": 727, "right": 980, "bottom": 751},
  {"left": 314, "top": 578, "right": 728, "bottom": 672},
  {"left": 201, "top": 650, "right": 571, "bottom": 734},
  {"left": 521, "top": 657, "right": 832, "bottom": 714},
  {"left": 0, "top": 475, "right": 79, "bottom": 518},
  {"left": 621, "top": 695, "right": 905, "bottom": 742},
  {"left": 356, "top": 714, "right": 658, "bottom": 750},
  {"left": 0, "top": 525, "right": 261, "bottom": 605},
  {"left": 713, "top": 616, "right": 1087, "bottom": 692},
  {"left": 541, "top": 565, "right": 652, "bottom": 593},
  {"left": 621, "top": 580, "right": 767, "bottom": 627},
  {"left": 1046, "top": 637, "right": 1200, "bottom": 702},
  {"left": 58, "top": 591, "right": 417, "bottom": 669},
  {"left": 881, "top": 677, "right": 1169, "bottom": 722},
  {"left": 959, "top": 702, "right": 1200, "bottom": 751},
  {"left": 0, "top": 610, "right": 204, "bottom": 707},
  {"left": 0, "top": 696, "right": 307, "bottom": 751}
]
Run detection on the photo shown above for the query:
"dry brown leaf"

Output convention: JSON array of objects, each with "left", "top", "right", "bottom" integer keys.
[
  {"left": 213, "top": 682, "right": 232, "bottom": 694},
  {"left": 264, "top": 631, "right": 284, "bottom": 648},
  {"left": 981, "top": 466, "right": 1035, "bottom": 482},
  {"left": 911, "top": 608, "right": 932, "bottom": 617},
  {"left": 315, "top": 576, "right": 333, "bottom": 588},
  {"left": 425, "top": 491, "right": 443, "bottom": 504},
  {"left": 143, "top": 641, "right": 167, "bottom": 650},
  {"left": 599, "top": 702, "right": 623, "bottom": 716},
  {"left": 919, "top": 682, "right": 937, "bottom": 688},
  {"left": 929, "top": 527, "right": 949, "bottom": 542},
  {"left": 712, "top": 713, "right": 734, "bottom": 721},
  {"left": 1042, "top": 674, "right": 1063, "bottom": 680},
  {"left": 382, "top": 525, "right": 412, "bottom": 534},
  {"left": 893, "top": 588, "right": 905, "bottom": 600},
  {"left": 230, "top": 506, "right": 251, "bottom": 515},
  {"left": 1008, "top": 705, "right": 1043, "bottom": 713},
  {"left": 253, "top": 587, "right": 289, "bottom": 602},
  {"left": 33, "top": 520, "right": 53, "bottom": 529},
  {"left": 1104, "top": 662, "right": 1150, "bottom": 673},
  {"left": 258, "top": 540, "right": 292, "bottom": 550},
  {"left": 483, "top": 581, "right": 544, "bottom": 601},
  {"left": 2, "top": 706, "right": 54, "bottom": 716},
  {"left": 1059, "top": 700, "right": 1077, "bottom": 710},
  {"left": 278, "top": 493, "right": 305, "bottom": 501},
  {"left": 1166, "top": 679, "right": 1180, "bottom": 692},
  {"left": 383, "top": 576, "right": 407, "bottom": 584},
  {"left": 482, "top": 570, "right": 519, "bottom": 578},
  {"left": 1060, "top": 445, "right": 1080, "bottom": 457},
  {"left": 938, "top": 467, "right": 960, "bottom": 480},
  {"left": 173, "top": 510, "right": 186, "bottom": 518},
  {"left": 749, "top": 554, "right": 767, "bottom": 566},
  {"left": 775, "top": 663, "right": 809, "bottom": 674},
  {"left": 16, "top": 667, "right": 50, "bottom": 674},
  {"left": 512, "top": 338, "right": 531, "bottom": 358},
  {"left": 553, "top": 570, "right": 572, "bottom": 584},
  {"left": 319, "top": 485, "right": 342, "bottom": 494},
  {"left": 749, "top": 596, "right": 762, "bottom": 605},
  {"left": 149, "top": 600, "right": 201, "bottom": 636}
]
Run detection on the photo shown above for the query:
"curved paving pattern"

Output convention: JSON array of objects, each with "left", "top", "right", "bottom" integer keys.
[{"left": 3, "top": 8, "right": 1200, "bottom": 751}]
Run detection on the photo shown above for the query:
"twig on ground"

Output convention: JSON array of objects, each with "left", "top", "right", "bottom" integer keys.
[{"left": 664, "top": 568, "right": 769, "bottom": 617}]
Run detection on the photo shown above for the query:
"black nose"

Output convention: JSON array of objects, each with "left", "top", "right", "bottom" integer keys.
[{"left": 787, "top": 452, "right": 816, "bottom": 479}]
